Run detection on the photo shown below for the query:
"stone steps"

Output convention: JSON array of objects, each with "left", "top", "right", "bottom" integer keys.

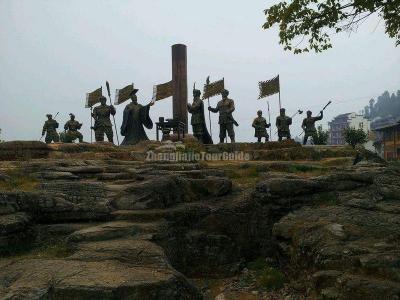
[
  {"left": 67, "top": 238, "right": 171, "bottom": 269},
  {"left": 0, "top": 258, "right": 201, "bottom": 299},
  {"left": 67, "top": 220, "right": 166, "bottom": 243},
  {"left": 111, "top": 203, "right": 210, "bottom": 223}
]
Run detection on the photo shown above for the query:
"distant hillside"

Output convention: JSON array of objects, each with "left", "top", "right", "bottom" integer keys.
[{"left": 364, "top": 90, "right": 400, "bottom": 120}]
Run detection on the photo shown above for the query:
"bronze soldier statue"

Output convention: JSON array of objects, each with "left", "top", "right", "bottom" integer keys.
[
  {"left": 301, "top": 110, "right": 323, "bottom": 145},
  {"left": 208, "top": 89, "right": 237, "bottom": 143},
  {"left": 64, "top": 113, "right": 83, "bottom": 143},
  {"left": 187, "top": 88, "right": 213, "bottom": 144},
  {"left": 252, "top": 110, "right": 270, "bottom": 143},
  {"left": 92, "top": 96, "right": 116, "bottom": 143},
  {"left": 42, "top": 114, "right": 59, "bottom": 144},
  {"left": 120, "top": 89, "right": 154, "bottom": 145},
  {"left": 276, "top": 108, "right": 292, "bottom": 141}
]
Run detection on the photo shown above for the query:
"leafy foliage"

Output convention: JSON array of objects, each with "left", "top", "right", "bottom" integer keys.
[
  {"left": 364, "top": 90, "right": 400, "bottom": 119},
  {"left": 263, "top": 0, "right": 400, "bottom": 54},
  {"left": 312, "top": 125, "right": 329, "bottom": 145},
  {"left": 247, "top": 258, "right": 287, "bottom": 291},
  {"left": 343, "top": 127, "right": 368, "bottom": 148}
]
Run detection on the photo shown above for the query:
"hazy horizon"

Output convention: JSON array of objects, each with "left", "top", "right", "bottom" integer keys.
[{"left": 1, "top": 0, "right": 399, "bottom": 142}]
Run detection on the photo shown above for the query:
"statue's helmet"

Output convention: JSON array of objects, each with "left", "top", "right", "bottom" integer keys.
[
  {"left": 69, "top": 113, "right": 75, "bottom": 119},
  {"left": 221, "top": 89, "right": 229, "bottom": 97},
  {"left": 46, "top": 114, "right": 52, "bottom": 118},
  {"left": 193, "top": 89, "right": 201, "bottom": 97},
  {"left": 129, "top": 89, "right": 139, "bottom": 97},
  {"left": 99, "top": 96, "right": 107, "bottom": 104},
  {"left": 257, "top": 110, "right": 262, "bottom": 115},
  {"left": 307, "top": 110, "right": 312, "bottom": 116},
  {"left": 129, "top": 89, "right": 139, "bottom": 101},
  {"left": 280, "top": 108, "right": 286, "bottom": 113}
]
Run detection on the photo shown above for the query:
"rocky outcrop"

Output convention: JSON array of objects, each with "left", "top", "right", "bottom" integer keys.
[
  {"left": 267, "top": 164, "right": 400, "bottom": 299},
  {"left": 0, "top": 141, "right": 51, "bottom": 160},
  {"left": 0, "top": 259, "right": 200, "bottom": 299},
  {"left": 0, "top": 156, "right": 399, "bottom": 299}
]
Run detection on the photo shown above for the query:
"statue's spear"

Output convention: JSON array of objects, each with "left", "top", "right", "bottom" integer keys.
[
  {"left": 40, "top": 112, "right": 59, "bottom": 141},
  {"left": 267, "top": 102, "right": 272, "bottom": 140},
  {"left": 274, "top": 109, "right": 303, "bottom": 135},
  {"left": 299, "top": 100, "right": 332, "bottom": 136},
  {"left": 106, "top": 81, "right": 120, "bottom": 145},
  {"left": 205, "top": 76, "right": 213, "bottom": 138}
]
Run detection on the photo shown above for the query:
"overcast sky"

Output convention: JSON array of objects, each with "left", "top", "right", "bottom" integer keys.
[{"left": 1, "top": 0, "right": 399, "bottom": 142}]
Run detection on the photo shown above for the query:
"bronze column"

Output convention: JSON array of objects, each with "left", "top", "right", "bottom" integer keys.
[{"left": 172, "top": 44, "right": 188, "bottom": 133}]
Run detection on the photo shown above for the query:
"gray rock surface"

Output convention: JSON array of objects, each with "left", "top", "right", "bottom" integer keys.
[{"left": 0, "top": 158, "right": 399, "bottom": 299}]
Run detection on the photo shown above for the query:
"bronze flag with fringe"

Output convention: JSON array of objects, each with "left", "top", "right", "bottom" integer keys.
[
  {"left": 85, "top": 87, "right": 102, "bottom": 108},
  {"left": 258, "top": 75, "right": 280, "bottom": 99},
  {"left": 115, "top": 84, "right": 134, "bottom": 105},
  {"left": 203, "top": 78, "right": 224, "bottom": 99},
  {"left": 152, "top": 80, "right": 173, "bottom": 101}
]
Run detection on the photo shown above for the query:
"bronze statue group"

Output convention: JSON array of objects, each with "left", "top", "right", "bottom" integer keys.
[{"left": 41, "top": 87, "right": 324, "bottom": 146}]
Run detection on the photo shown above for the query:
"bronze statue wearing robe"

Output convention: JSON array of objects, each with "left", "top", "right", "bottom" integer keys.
[{"left": 120, "top": 89, "right": 154, "bottom": 145}]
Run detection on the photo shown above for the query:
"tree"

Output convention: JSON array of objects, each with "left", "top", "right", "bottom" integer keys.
[
  {"left": 312, "top": 125, "right": 329, "bottom": 145},
  {"left": 364, "top": 105, "right": 370, "bottom": 119},
  {"left": 343, "top": 127, "right": 368, "bottom": 148},
  {"left": 368, "top": 90, "right": 400, "bottom": 119},
  {"left": 263, "top": 0, "right": 400, "bottom": 54}
]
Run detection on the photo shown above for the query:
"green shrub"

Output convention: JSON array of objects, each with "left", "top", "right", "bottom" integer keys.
[
  {"left": 247, "top": 258, "right": 287, "bottom": 291},
  {"left": 257, "top": 267, "right": 286, "bottom": 290},
  {"left": 343, "top": 127, "right": 368, "bottom": 149}
]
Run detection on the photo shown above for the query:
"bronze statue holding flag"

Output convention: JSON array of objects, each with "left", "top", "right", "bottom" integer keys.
[
  {"left": 92, "top": 96, "right": 116, "bottom": 143},
  {"left": 208, "top": 89, "right": 237, "bottom": 144},
  {"left": 86, "top": 87, "right": 102, "bottom": 143},
  {"left": 187, "top": 87, "right": 213, "bottom": 144}
]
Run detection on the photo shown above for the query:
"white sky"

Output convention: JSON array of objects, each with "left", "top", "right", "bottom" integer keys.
[{"left": 1, "top": 0, "right": 399, "bottom": 142}]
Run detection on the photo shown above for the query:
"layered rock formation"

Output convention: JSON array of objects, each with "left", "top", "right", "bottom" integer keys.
[{"left": 0, "top": 146, "right": 398, "bottom": 299}]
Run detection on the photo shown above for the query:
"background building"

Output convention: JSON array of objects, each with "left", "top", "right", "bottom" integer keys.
[
  {"left": 328, "top": 113, "right": 371, "bottom": 145},
  {"left": 371, "top": 117, "right": 400, "bottom": 160}
]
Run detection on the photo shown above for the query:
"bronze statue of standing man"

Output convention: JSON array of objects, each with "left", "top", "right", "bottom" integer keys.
[
  {"left": 92, "top": 96, "right": 116, "bottom": 143},
  {"left": 276, "top": 108, "right": 292, "bottom": 141},
  {"left": 301, "top": 110, "right": 323, "bottom": 145},
  {"left": 187, "top": 88, "right": 213, "bottom": 144},
  {"left": 120, "top": 89, "right": 154, "bottom": 145},
  {"left": 252, "top": 110, "right": 270, "bottom": 143},
  {"left": 208, "top": 89, "right": 237, "bottom": 143},
  {"left": 42, "top": 114, "right": 59, "bottom": 144}
]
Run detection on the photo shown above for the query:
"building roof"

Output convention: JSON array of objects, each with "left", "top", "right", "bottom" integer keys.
[
  {"left": 333, "top": 113, "right": 351, "bottom": 119},
  {"left": 373, "top": 121, "right": 400, "bottom": 131}
]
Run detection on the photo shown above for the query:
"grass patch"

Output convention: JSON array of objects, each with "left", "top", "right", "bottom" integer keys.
[
  {"left": 320, "top": 157, "right": 352, "bottom": 167},
  {"left": 257, "top": 266, "right": 286, "bottom": 290},
  {"left": 0, "top": 169, "right": 38, "bottom": 191},
  {"left": 268, "top": 163, "right": 327, "bottom": 177},
  {"left": 247, "top": 258, "right": 287, "bottom": 291},
  {"left": 317, "top": 192, "right": 338, "bottom": 206},
  {"left": 287, "top": 164, "right": 319, "bottom": 173},
  {"left": 224, "top": 164, "right": 263, "bottom": 188},
  {"left": 247, "top": 257, "right": 270, "bottom": 271}
]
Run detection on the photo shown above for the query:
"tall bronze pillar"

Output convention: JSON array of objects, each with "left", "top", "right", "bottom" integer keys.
[{"left": 172, "top": 44, "right": 188, "bottom": 133}]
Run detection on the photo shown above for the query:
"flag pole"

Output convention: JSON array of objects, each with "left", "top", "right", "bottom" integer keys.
[
  {"left": 90, "top": 106, "right": 93, "bottom": 143},
  {"left": 106, "top": 81, "right": 120, "bottom": 146},
  {"left": 207, "top": 98, "right": 212, "bottom": 138},
  {"left": 278, "top": 75, "right": 282, "bottom": 110},
  {"left": 267, "top": 101, "right": 272, "bottom": 140}
]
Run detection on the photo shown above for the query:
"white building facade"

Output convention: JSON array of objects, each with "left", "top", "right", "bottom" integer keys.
[{"left": 328, "top": 113, "right": 371, "bottom": 145}]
